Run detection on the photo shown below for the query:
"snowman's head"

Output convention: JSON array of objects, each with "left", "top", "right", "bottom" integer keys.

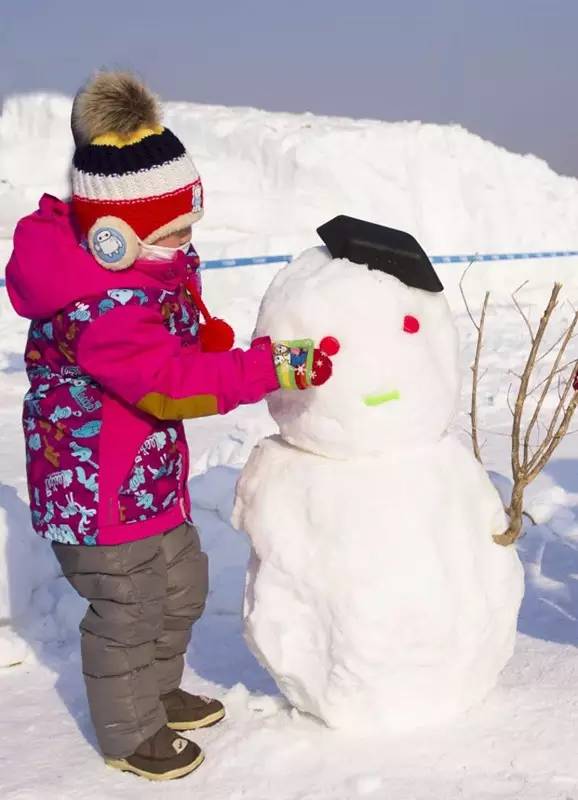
[{"left": 255, "top": 242, "right": 460, "bottom": 459}]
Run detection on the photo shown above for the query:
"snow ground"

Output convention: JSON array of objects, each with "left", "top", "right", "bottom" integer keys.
[
  {"left": 1, "top": 97, "right": 578, "bottom": 799},
  {"left": 2, "top": 258, "right": 578, "bottom": 799}
]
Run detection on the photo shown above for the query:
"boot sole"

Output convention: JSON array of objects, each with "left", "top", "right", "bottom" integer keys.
[
  {"left": 167, "top": 708, "right": 226, "bottom": 731},
  {"left": 105, "top": 750, "right": 205, "bottom": 781}
]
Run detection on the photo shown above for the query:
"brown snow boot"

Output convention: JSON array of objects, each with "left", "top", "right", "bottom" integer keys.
[
  {"left": 162, "top": 688, "right": 226, "bottom": 731},
  {"left": 105, "top": 725, "right": 204, "bottom": 781}
]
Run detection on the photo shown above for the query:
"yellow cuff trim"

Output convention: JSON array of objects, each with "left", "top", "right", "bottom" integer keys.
[
  {"left": 137, "top": 392, "right": 218, "bottom": 421},
  {"left": 91, "top": 125, "right": 164, "bottom": 148}
]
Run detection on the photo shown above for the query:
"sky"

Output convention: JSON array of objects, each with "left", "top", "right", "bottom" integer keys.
[{"left": 1, "top": 0, "right": 577, "bottom": 177}]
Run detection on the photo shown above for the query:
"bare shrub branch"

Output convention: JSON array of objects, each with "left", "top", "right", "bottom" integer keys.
[
  {"left": 471, "top": 291, "right": 490, "bottom": 464},
  {"left": 511, "top": 281, "right": 534, "bottom": 342},
  {"left": 459, "top": 259, "right": 481, "bottom": 331},
  {"left": 523, "top": 302, "right": 576, "bottom": 466},
  {"left": 461, "top": 275, "right": 578, "bottom": 548},
  {"left": 512, "top": 284, "right": 561, "bottom": 476}
]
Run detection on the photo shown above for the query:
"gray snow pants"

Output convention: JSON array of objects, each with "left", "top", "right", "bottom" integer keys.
[{"left": 52, "top": 522, "right": 209, "bottom": 758}]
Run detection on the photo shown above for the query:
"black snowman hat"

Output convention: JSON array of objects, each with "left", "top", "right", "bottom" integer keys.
[{"left": 317, "top": 215, "right": 444, "bottom": 293}]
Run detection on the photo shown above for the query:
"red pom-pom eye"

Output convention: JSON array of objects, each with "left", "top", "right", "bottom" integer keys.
[
  {"left": 403, "top": 315, "right": 420, "bottom": 334},
  {"left": 320, "top": 336, "right": 340, "bottom": 356}
]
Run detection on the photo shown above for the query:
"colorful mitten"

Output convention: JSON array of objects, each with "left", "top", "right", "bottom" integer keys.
[{"left": 273, "top": 336, "right": 339, "bottom": 390}]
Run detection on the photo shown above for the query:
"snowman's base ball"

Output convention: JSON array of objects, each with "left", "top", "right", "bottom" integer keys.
[{"left": 234, "top": 435, "right": 524, "bottom": 732}]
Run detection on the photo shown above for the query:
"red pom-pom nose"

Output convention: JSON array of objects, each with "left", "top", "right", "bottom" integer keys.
[
  {"left": 403, "top": 315, "right": 420, "bottom": 334},
  {"left": 320, "top": 336, "right": 340, "bottom": 356}
]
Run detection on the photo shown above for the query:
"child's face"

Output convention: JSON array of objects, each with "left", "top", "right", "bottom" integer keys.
[{"left": 153, "top": 226, "right": 192, "bottom": 248}]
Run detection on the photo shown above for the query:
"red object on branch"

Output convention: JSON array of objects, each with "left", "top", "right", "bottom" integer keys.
[{"left": 185, "top": 277, "right": 235, "bottom": 352}]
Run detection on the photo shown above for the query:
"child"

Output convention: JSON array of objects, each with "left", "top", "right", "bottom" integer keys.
[{"left": 6, "top": 72, "right": 335, "bottom": 781}]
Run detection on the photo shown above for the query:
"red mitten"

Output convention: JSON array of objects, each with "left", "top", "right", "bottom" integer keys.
[
  {"left": 272, "top": 335, "right": 340, "bottom": 390},
  {"left": 311, "top": 349, "right": 332, "bottom": 386},
  {"left": 311, "top": 337, "right": 340, "bottom": 387}
]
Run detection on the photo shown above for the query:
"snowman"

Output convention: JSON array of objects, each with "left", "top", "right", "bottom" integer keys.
[{"left": 233, "top": 216, "right": 524, "bottom": 732}]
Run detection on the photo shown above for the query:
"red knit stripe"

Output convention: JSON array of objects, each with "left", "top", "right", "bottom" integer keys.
[{"left": 72, "top": 184, "right": 194, "bottom": 240}]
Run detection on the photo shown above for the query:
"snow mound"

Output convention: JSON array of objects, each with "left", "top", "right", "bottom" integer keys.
[{"left": 2, "top": 92, "right": 578, "bottom": 258}]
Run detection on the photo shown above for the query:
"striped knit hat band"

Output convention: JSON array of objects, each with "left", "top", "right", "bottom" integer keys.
[{"left": 70, "top": 72, "right": 203, "bottom": 270}]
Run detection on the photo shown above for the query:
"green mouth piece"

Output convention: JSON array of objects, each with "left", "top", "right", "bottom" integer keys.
[{"left": 363, "top": 390, "right": 401, "bottom": 407}]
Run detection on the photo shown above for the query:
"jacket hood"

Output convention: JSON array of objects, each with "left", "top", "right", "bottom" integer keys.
[{"left": 5, "top": 195, "right": 189, "bottom": 320}]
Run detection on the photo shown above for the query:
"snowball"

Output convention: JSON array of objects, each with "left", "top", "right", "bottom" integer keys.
[{"left": 254, "top": 247, "right": 461, "bottom": 458}]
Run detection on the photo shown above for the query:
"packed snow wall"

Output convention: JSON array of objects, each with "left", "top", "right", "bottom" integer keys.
[{"left": 2, "top": 93, "right": 578, "bottom": 257}]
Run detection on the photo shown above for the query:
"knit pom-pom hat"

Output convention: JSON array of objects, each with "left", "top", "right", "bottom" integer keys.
[{"left": 70, "top": 71, "right": 203, "bottom": 270}]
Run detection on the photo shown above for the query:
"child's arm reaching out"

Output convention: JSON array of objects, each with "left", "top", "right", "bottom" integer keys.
[
  {"left": 61, "top": 300, "right": 278, "bottom": 420},
  {"left": 55, "top": 296, "right": 336, "bottom": 421}
]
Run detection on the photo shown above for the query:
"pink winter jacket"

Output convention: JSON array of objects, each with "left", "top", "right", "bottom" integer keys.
[{"left": 6, "top": 195, "right": 279, "bottom": 546}]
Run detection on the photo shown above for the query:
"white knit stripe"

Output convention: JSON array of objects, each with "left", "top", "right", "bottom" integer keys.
[{"left": 71, "top": 154, "right": 199, "bottom": 202}]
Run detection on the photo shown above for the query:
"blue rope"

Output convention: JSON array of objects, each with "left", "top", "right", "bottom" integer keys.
[
  {"left": 1, "top": 249, "right": 577, "bottom": 288},
  {"left": 201, "top": 254, "right": 293, "bottom": 270},
  {"left": 430, "top": 250, "right": 578, "bottom": 264},
  {"left": 200, "top": 250, "right": 578, "bottom": 269}
]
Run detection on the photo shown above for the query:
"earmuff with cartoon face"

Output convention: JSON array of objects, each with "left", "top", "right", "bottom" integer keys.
[{"left": 87, "top": 216, "right": 140, "bottom": 271}]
